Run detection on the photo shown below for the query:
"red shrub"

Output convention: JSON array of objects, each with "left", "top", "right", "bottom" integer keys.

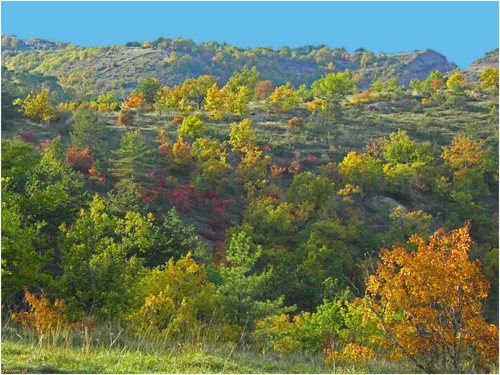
[
  {"left": 19, "top": 131, "right": 39, "bottom": 143},
  {"left": 171, "top": 116, "right": 184, "bottom": 125},
  {"left": 66, "top": 147, "right": 94, "bottom": 174},
  {"left": 167, "top": 184, "right": 196, "bottom": 213},
  {"left": 301, "top": 155, "right": 320, "bottom": 168}
]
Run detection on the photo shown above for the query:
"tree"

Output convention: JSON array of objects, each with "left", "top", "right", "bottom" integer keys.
[
  {"left": 441, "top": 133, "right": 492, "bottom": 181},
  {"left": 360, "top": 51, "right": 376, "bottom": 67},
  {"left": 204, "top": 83, "right": 226, "bottom": 120},
  {"left": 229, "top": 118, "right": 256, "bottom": 152},
  {"left": 268, "top": 83, "right": 300, "bottom": 113},
  {"left": 479, "top": 67, "right": 499, "bottom": 94},
  {"left": 1, "top": 202, "right": 46, "bottom": 303},
  {"left": 254, "top": 80, "right": 276, "bottom": 99},
  {"left": 217, "top": 232, "right": 289, "bottom": 329},
  {"left": 195, "top": 158, "right": 232, "bottom": 193},
  {"left": 364, "top": 223, "right": 499, "bottom": 373},
  {"left": 338, "top": 151, "right": 383, "bottom": 195},
  {"left": 172, "top": 136, "right": 194, "bottom": 172},
  {"left": 14, "top": 89, "right": 57, "bottom": 123},
  {"left": 58, "top": 195, "right": 144, "bottom": 320},
  {"left": 20, "top": 137, "right": 90, "bottom": 266},
  {"left": 123, "top": 93, "right": 145, "bottom": 109},
  {"left": 65, "top": 147, "right": 94, "bottom": 174},
  {"left": 224, "top": 85, "right": 249, "bottom": 116},
  {"left": 109, "top": 130, "right": 157, "bottom": 187},
  {"left": 90, "top": 91, "right": 120, "bottom": 112},
  {"left": 70, "top": 109, "right": 108, "bottom": 160},
  {"left": 129, "top": 252, "right": 217, "bottom": 337},
  {"left": 225, "top": 65, "right": 262, "bottom": 100},
  {"left": 311, "top": 71, "right": 355, "bottom": 100},
  {"left": 446, "top": 72, "right": 465, "bottom": 90},
  {"left": 182, "top": 75, "right": 217, "bottom": 109},
  {"left": 286, "top": 172, "right": 335, "bottom": 214},
  {"left": 136, "top": 77, "right": 161, "bottom": 105},
  {"left": 178, "top": 113, "right": 206, "bottom": 139}
]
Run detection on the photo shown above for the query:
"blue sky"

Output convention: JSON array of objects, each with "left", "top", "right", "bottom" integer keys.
[{"left": 1, "top": 1, "right": 499, "bottom": 68}]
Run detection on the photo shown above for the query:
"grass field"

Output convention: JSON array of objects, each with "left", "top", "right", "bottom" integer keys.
[{"left": 1, "top": 322, "right": 422, "bottom": 374}]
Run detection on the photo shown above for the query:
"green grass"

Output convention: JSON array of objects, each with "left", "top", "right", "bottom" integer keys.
[
  {"left": 1, "top": 323, "right": 424, "bottom": 374},
  {"left": 1, "top": 335, "right": 333, "bottom": 374}
]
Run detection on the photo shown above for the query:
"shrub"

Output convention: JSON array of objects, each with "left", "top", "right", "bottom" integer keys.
[
  {"left": 65, "top": 147, "right": 94, "bottom": 174},
  {"left": 12, "top": 289, "right": 70, "bottom": 334},
  {"left": 118, "top": 108, "right": 136, "bottom": 126},
  {"left": 19, "top": 130, "right": 39, "bottom": 143}
]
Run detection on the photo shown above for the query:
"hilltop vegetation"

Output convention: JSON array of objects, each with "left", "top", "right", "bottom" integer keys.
[
  {"left": 2, "top": 35, "right": 461, "bottom": 98},
  {"left": 1, "top": 35, "right": 499, "bottom": 373}
]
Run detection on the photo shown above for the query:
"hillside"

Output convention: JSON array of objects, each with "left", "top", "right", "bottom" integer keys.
[
  {"left": 463, "top": 48, "right": 499, "bottom": 82},
  {"left": 2, "top": 35, "right": 461, "bottom": 98},
  {"left": 1, "top": 34, "right": 499, "bottom": 374}
]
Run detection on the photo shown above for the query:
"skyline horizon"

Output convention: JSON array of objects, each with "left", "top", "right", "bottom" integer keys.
[{"left": 1, "top": 1, "right": 498, "bottom": 69}]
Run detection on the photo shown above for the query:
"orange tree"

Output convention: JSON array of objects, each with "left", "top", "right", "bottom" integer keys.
[{"left": 363, "top": 222, "right": 498, "bottom": 373}]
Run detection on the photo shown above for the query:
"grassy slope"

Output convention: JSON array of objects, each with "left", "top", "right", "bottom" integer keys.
[{"left": 1, "top": 326, "right": 419, "bottom": 374}]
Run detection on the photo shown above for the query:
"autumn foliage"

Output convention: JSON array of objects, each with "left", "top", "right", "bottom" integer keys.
[
  {"left": 364, "top": 222, "right": 499, "bottom": 372},
  {"left": 65, "top": 147, "right": 94, "bottom": 174},
  {"left": 12, "top": 290, "right": 69, "bottom": 334}
]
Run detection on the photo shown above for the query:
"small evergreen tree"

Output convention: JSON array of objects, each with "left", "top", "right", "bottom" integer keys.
[{"left": 109, "top": 130, "right": 157, "bottom": 187}]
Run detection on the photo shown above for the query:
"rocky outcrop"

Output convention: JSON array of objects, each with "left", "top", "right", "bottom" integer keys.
[
  {"left": 392, "top": 49, "right": 458, "bottom": 87},
  {"left": 462, "top": 49, "right": 499, "bottom": 83}
]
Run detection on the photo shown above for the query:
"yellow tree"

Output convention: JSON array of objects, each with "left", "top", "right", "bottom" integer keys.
[
  {"left": 268, "top": 83, "right": 300, "bottom": 113},
  {"left": 224, "top": 85, "right": 249, "bottom": 116},
  {"left": 123, "top": 93, "right": 144, "bottom": 109},
  {"left": 479, "top": 68, "right": 499, "bottom": 93},
  {"left": 446, "top": 72, "right": 465, "bottom": 90},
  {"left": 229, "top": 118, "right": 256, "bottom": 152},
  {"left": 204, "top": 83, "right": 226, "bottom": 120},
  {"left": 364, "top": 223, "right": 499, "bottom": 373},
  {"left": 15, "top": 90, "right": 57, "bottom": 123},
  {"left": 441, "top": 133, "right": 491, "bottom": 181}
]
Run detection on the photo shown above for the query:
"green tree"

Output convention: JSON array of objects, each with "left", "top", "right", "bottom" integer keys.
[
  {"left": 70, "top": 108, "right": 108, "bottom": 160},
  {"left": 21, "top": 138, "right": 90, "bottom": 266},
  {"left": 298, "top": 217, "right": 360, "bottom": 298},
  {"left": 286, "top": 172, "right": 335, "bottom": 214},
  {"left": 138, "top": 208, "right": 200, "bottom": 267},
  {"left": 106, "top": 183, "right": 150, "bottom": 218},
  {"left": 178, "top": 113, "right": 206, "bottom": 139},
  {"left": 1, "top": 202, "right": 47, "bottom": 304},
  {"left": 225, "top": 65, "right": 262, "bottom": 100},
  {"left": 338, "top": 151, "right": 383, "bottom": 195},
  {"left": 360, "top": 51, "right": 376, "bottom": 67},
  {"left": 90, "top": 91, "right": 120, "bottom": 112},
  {"left": 110, "top": 130, "right": 157, "bottom": 187},
  {"left": 194, "top": 157, "right": 232, "bottom": 193},
  {"left": 311, "top": 71, "right": 355, "bottom": 100},
  {"left": 136, "top": 77, "right": 161, "bottom": 105},
  {"left": 217, "top": 232, "right": 290, "bottom": 329},
  {"left": 182, "top": 75, "right": 217, "bottom": 109},
  {"left": 58, "top": 195, "right": 144, "bottom": 320}
]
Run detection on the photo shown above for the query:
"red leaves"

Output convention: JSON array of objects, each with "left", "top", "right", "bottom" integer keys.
[
  {"left": 19, "top": 130, "right": 39, "bottom": 143},
  {"left": 66, "top": 147, "right": 94, "bottom": 174},
  {"left": 171, "top": 115, "right": 184, "bottom": 125},
  {"left": 167, "top": 184, "right": 196, "bottom": 213}
]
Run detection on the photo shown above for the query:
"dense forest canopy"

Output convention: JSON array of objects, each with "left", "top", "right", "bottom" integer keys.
[{"left": 1, "top": 34, "right": 499, "bottom": 373}]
